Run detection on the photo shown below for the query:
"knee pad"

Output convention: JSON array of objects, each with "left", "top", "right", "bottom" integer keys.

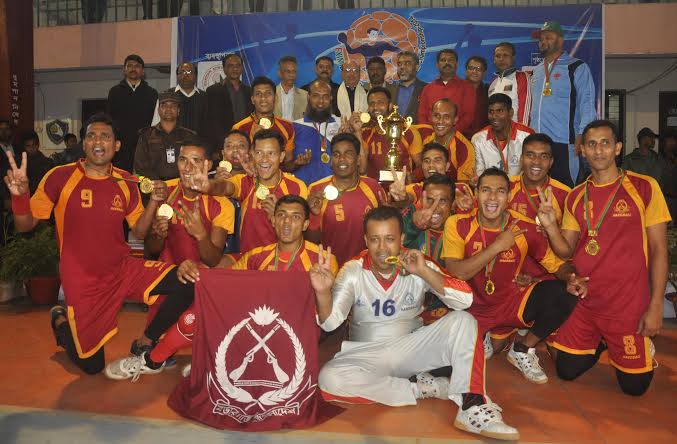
[
  {"left": 617, "top": 370, "right": 653, "bottom": 396},
  {"left": 177, "top": 310, "right": 196, "bottom": 338}
]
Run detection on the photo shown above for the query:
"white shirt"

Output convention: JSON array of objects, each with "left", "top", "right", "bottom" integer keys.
[
  {"left": 472, "top": 122, "right": 534, "bottom": 177},
  {"left": 280, "top": 86, "right": 295, "bottom": 121},
  {"left": 320, "top": 255, "right": 473, "bottom": 343}
]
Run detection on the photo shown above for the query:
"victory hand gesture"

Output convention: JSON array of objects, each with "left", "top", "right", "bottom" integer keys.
[
  {"left": 454, "top": 184, "right": 474, "bottom": 212},
  {"left": 309, "top": 245, "right": 335, "bottom": 293},
  {"left": 413, "top": 190, "right": 439, "bottom": 230},
  {"left": 307, "top": 189, "right": 325, "bottom": 216},
  {"left": 186, "top": 159, "right": 211, "bottom": 193},
  {"left": 388, "top": 165, "right": 408, "bottom": 202},
  {"left": 566, "top": 273, "right": 589, "bottom": 299},
  {"left": 492, "top": 219, "right": 527, "bottom": 252},
  {"left": 4, "top": 152, "right": 29, "bottom": 196},
  {"left": 536, "top": 186, "right": 557, "bottom": 229},
  {"left": 400, "top": 248, "right": 428, "bottom": 276},
  {"left": 178, "top": 200, "right": 207, "bottom": 241}
]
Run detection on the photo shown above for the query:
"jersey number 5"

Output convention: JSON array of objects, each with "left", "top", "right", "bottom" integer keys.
[
  {"left": 81, "top": 189, "right": 93, "bottom": 208},
  {"left": 372, "top": 299, "right": 395, "bottom": 317}
]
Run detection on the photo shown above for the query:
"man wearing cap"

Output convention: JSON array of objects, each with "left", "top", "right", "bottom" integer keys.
[
  {"left": 107, "top": 54, "right": 159, "bottom": 173},
  {"left": 134, "top": 91, "right": 196, "bottom": 181},
  {"left": 622, "top": 127, "right": 665, "bottom": 183},
  {"left": 529, "top": 21, "right": 596, "bottom": 188},
  {"left": 151, "top": 62, "right": 208, "bottom": 136}
]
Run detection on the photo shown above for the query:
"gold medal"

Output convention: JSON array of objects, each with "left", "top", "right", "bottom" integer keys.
[
  {"left": 535, "top": 216, "right": 541, "bottom": 226},
  {"left": 384, "top": 256, "right": 400, "bottom": 265},
  {"left": 485, "top": 279, "right": 495, "bottom": 295},
  {"left": 324, "top": 185, "right": 339, "bottom": 201},
  {"left": 542, "top": 88, "right": 552, "bottom": 97},
  {"left": 585, "top": 238, "right": 600, "bottom": 256},
  {"left": 139, "top": 177, "right": 154, "bottom": 194},
  {"left": 157, "top": 203, "right": 174, "bottom": 219},
  {"left": 218, "top": 160, "right": 232, "bottom": 172},
  {"left": 359, "top": 112, "right": 371, "bottom": 124},
  {"left": 259, "top": 117, "right": 272, "bottom": 129},
  {"left": 255, "top": 185, "right": 270, "bottom": 200},
  {"left": 321, "top": 152, "right": 331, "bottom": 164}
]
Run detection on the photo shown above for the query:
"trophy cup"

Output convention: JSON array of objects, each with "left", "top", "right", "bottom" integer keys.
[{"left": 377, "top": 105, "right": 413, "bottom": 182}]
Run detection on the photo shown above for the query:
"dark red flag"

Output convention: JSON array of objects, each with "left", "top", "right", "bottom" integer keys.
[{"left": 168, "top": 269, "right": 320, "bottom": 431}]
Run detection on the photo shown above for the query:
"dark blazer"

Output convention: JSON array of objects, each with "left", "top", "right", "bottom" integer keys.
[
  {"left": 204, "top": 81, "right": 237, "bottom": 155},
  {"left": 387, "top": 78, "right": 427, "bottom": 123}
]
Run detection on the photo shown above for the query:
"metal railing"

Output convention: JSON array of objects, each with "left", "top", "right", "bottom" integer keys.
[{"left": 34, "top": 0, "right": 673, "bottom": 27}]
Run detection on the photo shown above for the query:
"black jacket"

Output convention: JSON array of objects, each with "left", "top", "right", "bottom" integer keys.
[
  {"left": 107, "top": 79, "right": 158, "bottom": 172},
  {"left": 387, "top": 78, "right": 427, "bottom": 124},
  {"left": 204, "top": 81, "right": 241, "bottom": 155}
]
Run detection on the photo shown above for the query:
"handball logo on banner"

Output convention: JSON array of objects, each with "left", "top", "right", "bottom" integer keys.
[
  {"left": 197, "top": 62, "right": 226, "bottom": 91},
  {"left": 208, "top": 305, "right": 316, "bottom": 423},
  {"left": 336, "top": 11, "right": 426, "bottom": 83}
]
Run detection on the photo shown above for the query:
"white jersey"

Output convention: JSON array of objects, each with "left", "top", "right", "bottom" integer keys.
[
  {"left": 488, "top": 69, "right": 532, "bottom": 126},
  {"left": 472, "top": 122, "right": 534, "bottom": 177},
  {"left": 320, "top": 253, "right": 473, "bottom": 343}
]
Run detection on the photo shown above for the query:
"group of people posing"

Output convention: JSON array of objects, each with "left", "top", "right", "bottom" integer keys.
[{"left": 1, "top": 19, "right": 670, "bottom": 442}]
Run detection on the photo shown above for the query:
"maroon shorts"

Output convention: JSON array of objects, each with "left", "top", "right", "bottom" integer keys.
[
  {"left": 65, "top": 256, "right": 175, "bottom": 358},
  {"left": 547, "top": 304, "right": 653, "bottom": 374},
  {"left": 468, "top": 285, "right": 535, "bottom": 340}
]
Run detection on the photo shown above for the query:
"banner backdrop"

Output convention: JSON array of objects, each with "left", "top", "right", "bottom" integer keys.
[{"left": 174, "top": 5, "right": 603, "bottom": 113}]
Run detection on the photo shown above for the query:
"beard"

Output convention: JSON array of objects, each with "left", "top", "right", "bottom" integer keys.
[{"left": 306, "top": 106, "right": 332, "bottom": 122}]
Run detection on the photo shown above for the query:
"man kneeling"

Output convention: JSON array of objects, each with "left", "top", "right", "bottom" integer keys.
[{"left": 308, "top": 207, "right": 519, "bottom": 441}]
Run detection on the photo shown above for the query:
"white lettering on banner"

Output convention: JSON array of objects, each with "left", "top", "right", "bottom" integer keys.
[{"left": 207, "top": 305, "right": 316, "bottom": 424}]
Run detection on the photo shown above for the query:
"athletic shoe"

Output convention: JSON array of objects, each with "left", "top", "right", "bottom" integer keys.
[
  {"left": 507, "top": 343, "right": 548, "bottom": 384},
  {"left": 454, "top": 401, "right": 520, "bottom": 441},
  {"left": 104, "top": 353, "right": 165, "bottom": 382},
  {"left": 129, "top": 339, "right": 176, "bottom": 368},
  {"left": 415, "top": 372, "right": 449, "bottom": 400},
  {"left": 181, "top": 363, "right": 192, "bottom": 378},
  {"left": 49, "top": 305, "right": 67, "bottom": 347},
  {"left": 483, "top": 332, "right": 494, "bottom": 360}
]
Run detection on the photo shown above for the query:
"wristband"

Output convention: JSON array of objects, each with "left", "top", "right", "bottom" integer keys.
[{"left": 11, "top": 193, "right": 31, "bottom": 216}]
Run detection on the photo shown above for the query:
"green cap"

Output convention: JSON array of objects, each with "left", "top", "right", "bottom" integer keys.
[{"left": 532, "top": 21, "right": 564, "bottom": 38}]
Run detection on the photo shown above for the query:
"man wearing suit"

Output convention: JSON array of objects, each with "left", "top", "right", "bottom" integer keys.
[
  {"left": 274, "top": 56, "right": 308, "bottom": 122},
  {"left": 388, "top": 51, "right": 426, "bottom": 123},
  {"left": 204, "top": 53, "right": 252, "bottom": 156}
]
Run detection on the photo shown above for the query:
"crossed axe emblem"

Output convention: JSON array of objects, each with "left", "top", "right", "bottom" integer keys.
[{"left": 229, "top": 321, "right": 290, "bottom": 383}]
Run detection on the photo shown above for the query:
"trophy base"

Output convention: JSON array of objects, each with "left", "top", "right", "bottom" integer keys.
[{"left": 379, "top": 169, "right": 405, "bottom": 182}]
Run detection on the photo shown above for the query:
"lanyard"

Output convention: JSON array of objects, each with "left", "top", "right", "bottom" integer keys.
[
  {"left": 423, "top": 230, "right": 444, "bottom": 261},
  {"left": 273, "top": 242, "right": 302, "bottom": 271},
  {"left": 543, "top": 56, "right": 560, "bottom": 89},
  {"left": 520, "top": 175, "right": 549, "bottom": 214},
  {"left": 312, "top": 121, "right": 329, "bottom": 153},
  {"left": 478, "top": 213, "right": 507, "bottom": 281},
  {"left": 490, "top": 128, "right": 511, "bottom": 172},
  {"left": 584, "top": 171, "right": 625, "bottom": 237}
]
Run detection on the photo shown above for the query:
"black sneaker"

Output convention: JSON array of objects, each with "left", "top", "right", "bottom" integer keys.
[{"left": 50, "top": 305, "right": 67, "bottom": 347}]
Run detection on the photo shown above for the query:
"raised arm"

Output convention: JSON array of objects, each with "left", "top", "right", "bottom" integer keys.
[{"left": 4, "top": 152, "right": 39, "bottom": 232}]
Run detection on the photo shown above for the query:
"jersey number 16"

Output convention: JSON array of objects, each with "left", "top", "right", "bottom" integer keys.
[{"left": 372, "top": 299, "right": 396, "bottom": 317}]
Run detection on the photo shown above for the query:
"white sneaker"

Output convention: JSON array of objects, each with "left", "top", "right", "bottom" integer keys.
[
  {"left": 454, "top": 401, "right": 520, "bottom": 441},
  {"left": 181, "top": 363, "right": 192, "bottom": 378},
  {"left": 507, "top": 344, "right": 548, "bottom": 384},
  {"left": 415, "top": 372, "right": 449, "bottom": 400},
  {"left": 104, "top": 353, "right": 165, "bottom": 382},
  {"left": 517, "top": 328, "right": 529, "bottom": 336},
  {"left": 483, "top": 332, "right": 494, "bottom": 360}
]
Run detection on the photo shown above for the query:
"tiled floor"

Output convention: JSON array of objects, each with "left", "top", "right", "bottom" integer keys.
[{"left": 1, "top": 303, "right": 675, "bottom": 444}]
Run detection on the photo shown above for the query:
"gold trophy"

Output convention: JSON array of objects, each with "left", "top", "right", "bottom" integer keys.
[{"left": 376, "top": 105, "right": 412, "bottom": 182}]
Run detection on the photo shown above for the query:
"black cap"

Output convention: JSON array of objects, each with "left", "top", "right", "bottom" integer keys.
[
  {"left": 637, "top": 127, "right": 658, "bottom": 140},
  {"left": 158, "top": 91, "right": 182, "bottom": 104}
]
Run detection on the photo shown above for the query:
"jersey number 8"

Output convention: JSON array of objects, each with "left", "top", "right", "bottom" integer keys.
[{"left": 372, "top": 299, "right": 396, "bottom": 317}]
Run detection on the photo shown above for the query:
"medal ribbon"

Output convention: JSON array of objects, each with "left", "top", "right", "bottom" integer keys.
[
  {"left": 521, "top": 175, "right": 549, "bottom": 215},
  {"left": 584, "top": 170, "right": 625, "bottom": 237},
  {"left": 543, "top": 56, "right": 559, "bottom": 92},
  {"left": 166, "top": 183, "right": 182, "bottom": 205},
  {"left": 273, "top": 242, "right": 303, "bottom": 271},
  {"left": 254, "top": 172, "right": 282, "bottom": 198},
  {"left": 423, "top": 230, "right": 444, "bottom": 261},
  {"left": 490, "top": 127, "right": 510, "bottom": 173},
  {"left": 478, "top": 213, "right": 507, "bottom": 281},
  {"left": 368, "top": 254, "right": 400, "bottom": 287},
  {"left": 313, "top": 121, "right": 329, "bottom": 153}
]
